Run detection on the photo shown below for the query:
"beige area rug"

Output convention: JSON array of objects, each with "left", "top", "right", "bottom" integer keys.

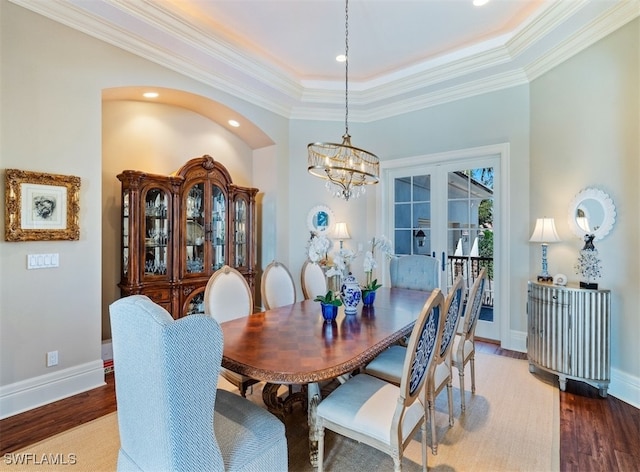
[{"left": 1, "top": 353, "right": 559, "bottom": 472}]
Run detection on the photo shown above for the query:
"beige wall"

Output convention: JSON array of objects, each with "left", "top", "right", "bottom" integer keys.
[
  {"left": 1, "top": 0, "right": 638, "bottom": 417},
  {"left": 530, "top": 18, "right": 639, "bottom": 399},
  {"left": 101, "top": 100, "right": 256, "bottom": 339}
]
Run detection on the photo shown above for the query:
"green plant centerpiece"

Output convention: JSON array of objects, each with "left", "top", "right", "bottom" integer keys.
[
  {"left": 314, "top": 290, "right": 342, "bottom": 321},
  {"left": 362, "top": 279, "right": 381, "bottom": 298}
]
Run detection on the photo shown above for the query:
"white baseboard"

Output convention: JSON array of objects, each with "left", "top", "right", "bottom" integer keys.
[{"left": 0, "top": 360, "right": 105, "bottom": 419}]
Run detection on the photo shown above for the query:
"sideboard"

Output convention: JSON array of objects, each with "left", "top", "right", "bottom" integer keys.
[{"left": 527, "top": 281, "right": 610, "bottom": 397}]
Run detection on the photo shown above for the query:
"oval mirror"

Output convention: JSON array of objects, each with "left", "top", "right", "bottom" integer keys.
[{"left": 567, "top": 188, "right": 616, "bottom": 241}]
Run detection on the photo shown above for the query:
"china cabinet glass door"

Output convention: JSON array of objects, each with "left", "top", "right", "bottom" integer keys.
[
  {"left": 234, "top": 197, "right": 248, "bottom": 267},
  {"left": 185, "top": 183, "right": 205, "bottom": 274},
  {"left": 143, "top": 187, "right": 169, "bottom": 277},
  {"left": 211, "top": 185, "right": 226, "bottom": 270},
  {"left": 122, "top": 192, "right": 130, "bottom": 278}
]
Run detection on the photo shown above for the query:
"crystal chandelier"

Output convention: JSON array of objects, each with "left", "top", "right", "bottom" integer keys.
[{"left": 307, "top": 0, "right": 380, "bottom": 201}]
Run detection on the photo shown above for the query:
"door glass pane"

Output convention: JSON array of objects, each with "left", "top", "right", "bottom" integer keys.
[
  {"left": 211, "top": 186, "right": 226, "bottom": 270},
  {"left": 447, "top": 167, "right": 494, "bottom": 322},
  {"left": 393, "top": 175, "right": 431, "bottom": 255},
  {"left": 185, "top": 183, "right": 205, "bottom": 273},
  {"left": 143, "top": 187, "right": 169, "bottom": 276}
]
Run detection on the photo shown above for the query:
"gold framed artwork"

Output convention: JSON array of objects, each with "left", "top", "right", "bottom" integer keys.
[{"left": 5, "top": 169, "right": 81, "bottom": 241}]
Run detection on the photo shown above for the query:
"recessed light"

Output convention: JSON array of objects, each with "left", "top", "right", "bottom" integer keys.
[
  {"left": 142, "top": 92, "right": 159, "bottom": 98},
  {"left": 473, "top": 0, "right": 490, "bottom": 6},
  {"left": 228, "top": 120, "right": 240, "bottom": 128},
  {"left": 336, "top": 54, "right": 347, "bottom": 63}
]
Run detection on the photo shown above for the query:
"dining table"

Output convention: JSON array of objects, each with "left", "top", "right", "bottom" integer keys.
[{"left": 220, "top": 286, "right": 433, "bottom": 465}]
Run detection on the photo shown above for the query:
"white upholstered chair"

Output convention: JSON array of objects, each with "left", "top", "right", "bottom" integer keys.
[
  {"left": 301, "top": 260, "right": 327, "bottom": 300},
  {"left": 452, "top": 267, "right": 487, "bottom": 411},
  {"left": 109, "top": 295, "right": 288, "bottom": 471},
  {"left": 364, "top": 276, "right": 465, "bottom": 454},
  {"left": 204, "top": 265, "right": 258, "bottom": 396},
  {"left": 315, "top": 289, "right": 445, "bottom": 472},
  {"left": 389, "top": 255, "right": 439, "bottom": 291},
  {"left": 261, "top": 260, "right": 296, "bottom": 310}
]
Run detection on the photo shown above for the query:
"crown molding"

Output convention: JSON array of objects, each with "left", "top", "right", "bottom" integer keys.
[{"left": 10, "top": 0, "right": 639, "bottom": 122}]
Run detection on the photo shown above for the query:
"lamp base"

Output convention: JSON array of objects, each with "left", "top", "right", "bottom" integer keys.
[{"left": 537, "top": 275, "right": 553, "bottom": 283}]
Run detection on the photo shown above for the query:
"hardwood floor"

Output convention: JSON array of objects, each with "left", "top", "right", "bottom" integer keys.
[{"left": 1, "top": 341, "right": 638, "bottom": 471}]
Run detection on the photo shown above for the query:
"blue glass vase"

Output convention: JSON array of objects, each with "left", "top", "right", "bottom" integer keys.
[
  {"left": 321, "top": 303, "right": 338, "bottom": 322},
  {"left": 362, "top": 290, "right": 376, "bottom": 306},
  {"left": 341, "top": 273, "right": 361, "bottom": 315}
]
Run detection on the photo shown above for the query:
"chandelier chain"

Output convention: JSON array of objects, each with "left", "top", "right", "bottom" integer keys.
[{"left": 344, "top": 0, "right": 349, "bottom": 136}]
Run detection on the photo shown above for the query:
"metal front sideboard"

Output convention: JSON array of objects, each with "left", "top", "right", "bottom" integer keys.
[{"left": 527, "top": 281, "right": 611, "bottom": 397}]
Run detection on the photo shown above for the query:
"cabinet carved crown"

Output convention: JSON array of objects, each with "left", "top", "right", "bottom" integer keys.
[{"left": 118, "top": 155, "right": 258, "bottom": 318}]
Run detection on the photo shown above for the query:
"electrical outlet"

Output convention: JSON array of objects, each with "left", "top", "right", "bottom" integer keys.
[{"left": 46, "top": 350, "right": 58, "bottom": 367}]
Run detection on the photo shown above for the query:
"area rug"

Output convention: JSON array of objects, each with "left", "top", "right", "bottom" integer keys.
[{"left": 1, "top": 352, "right": 559, "bottom": 472}]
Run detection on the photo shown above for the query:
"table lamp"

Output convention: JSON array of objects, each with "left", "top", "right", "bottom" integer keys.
[
  {"left": 529, "top": 217, "right": 561, "bottom": 282},
  {"left": 333, "top": 222, "right": 351, "bottom": 249}
]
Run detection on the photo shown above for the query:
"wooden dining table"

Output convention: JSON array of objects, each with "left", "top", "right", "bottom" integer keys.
[{"left": 220, "top": 286, "right": 433, "bottom": 465}]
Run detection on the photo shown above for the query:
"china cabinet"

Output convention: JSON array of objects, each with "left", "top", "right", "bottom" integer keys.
[
  {"left": 118, "top": 155, "right": 258, "bottom": 318},
  {"left": 527, "top": 281, "right": 610, "bottom": 396}
]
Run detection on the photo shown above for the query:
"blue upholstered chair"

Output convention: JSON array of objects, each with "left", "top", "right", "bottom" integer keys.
[
  {"left": 110, "top": 295, "right": 288, "bottom": 472},
  {"left": 389, "top": 255, "right": 439, "bottom": 291},
  {"left": 364, "top": 276, "right": 465, "bottom": 454},
  {"left": 315, "top": 289, "right": 445, "bottom": 472}
]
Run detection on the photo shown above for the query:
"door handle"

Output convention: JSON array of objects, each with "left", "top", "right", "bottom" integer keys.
[{"left": 442, "top": 251, "right": 445, "bottom": 271}]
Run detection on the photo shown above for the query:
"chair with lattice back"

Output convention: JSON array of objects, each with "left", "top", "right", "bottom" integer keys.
[{"left": 452, "top": 267, "right": 487, "bottom": 411}]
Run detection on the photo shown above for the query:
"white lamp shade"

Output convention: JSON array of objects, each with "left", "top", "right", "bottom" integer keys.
[
  {"left": 529, "top": 218, "right": 561, "bottom": 243},
  {"left": 333, "top": 222, "right": 351, "bottom": 240}
]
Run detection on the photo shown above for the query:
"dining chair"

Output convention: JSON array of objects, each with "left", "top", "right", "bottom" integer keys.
[
  {"left": 315, "top": 289, "right": 445, "bottom": 472},
  {"left": 452, "top": 267, "right": 487, "bottom": 411},
  {"left": 364, "top": 276, "right": 465, "bottom": 454},
  {"left": 204, "top": 265, "right": 258, "bottom": 397},
  {"left": 109, "top": 295, "right": 288, "bottom": 472},
  {"left": 389, "top": 254, "right": 439, "bottom": 291},
  {"left": 261, "top": 260, "right": 296, "bottom": 310},
  {"left": 301, "top": 259, "right": 327, "bottom": 300}
]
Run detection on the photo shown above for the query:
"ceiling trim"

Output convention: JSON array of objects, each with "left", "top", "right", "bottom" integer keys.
[{"left": 10, "top": 0, "right": 639, "bottom": 123}]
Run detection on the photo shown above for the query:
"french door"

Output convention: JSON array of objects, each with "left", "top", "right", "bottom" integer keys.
[{"left": 381, "top": 148, "right": 503, "bottom": 341}]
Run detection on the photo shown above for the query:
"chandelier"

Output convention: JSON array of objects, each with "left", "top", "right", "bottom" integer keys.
[{"left": 307, "top": 0, "right": 380, "bottom": 201}]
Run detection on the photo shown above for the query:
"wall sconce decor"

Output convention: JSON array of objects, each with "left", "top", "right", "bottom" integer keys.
[{"left": 529, "top": 217, "right": 561, "bottom": 282}]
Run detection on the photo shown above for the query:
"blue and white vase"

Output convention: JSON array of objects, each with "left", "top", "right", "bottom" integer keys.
[{"left": 341, "top": 273, "right": 361, "bottom": 315}]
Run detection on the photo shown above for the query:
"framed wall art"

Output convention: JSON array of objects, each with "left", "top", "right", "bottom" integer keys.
[{"left": 5, "top": 169, "right": 81, "bottom": 241}]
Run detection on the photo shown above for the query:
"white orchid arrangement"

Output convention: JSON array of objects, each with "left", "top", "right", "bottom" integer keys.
[
  {"left": 307, "top": 233, "right": 332, "bottom": 264},
  {"left": 363, "top": 236, "right": 394, "bottom": 287},
  {"left": 307, "top": 233, "right": 357, "bottom": 275}
]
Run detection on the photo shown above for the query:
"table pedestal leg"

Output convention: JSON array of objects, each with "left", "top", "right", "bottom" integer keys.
[
  {"left": 262, "top": 383, "right": 307, "bottom": 419},
  {"left": 307, "top": 382, "right": 321, "bottom": 467}
]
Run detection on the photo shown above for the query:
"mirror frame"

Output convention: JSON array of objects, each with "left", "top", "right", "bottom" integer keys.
[
  {"left": 307, "top": 205, "right": 334, "bottom": 235},
  {"left": 567, "top": 188, "right": 616, "bottom": 241}
]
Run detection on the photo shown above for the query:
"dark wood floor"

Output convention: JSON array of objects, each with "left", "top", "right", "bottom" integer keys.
[{"left": 1, "top": 341, "right": 638, "bottom": 471}]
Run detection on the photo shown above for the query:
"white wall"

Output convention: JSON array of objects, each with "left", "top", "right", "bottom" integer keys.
[{"left": 530, "top": 18, "right": 639, "bottom": 405}]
